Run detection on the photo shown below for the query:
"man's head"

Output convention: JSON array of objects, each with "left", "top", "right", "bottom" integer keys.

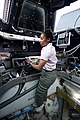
[{"left": 40, "top": 30, "right": 53, "bottom": 47}]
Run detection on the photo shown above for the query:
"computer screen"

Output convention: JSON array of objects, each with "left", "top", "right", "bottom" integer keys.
[{"left": 57, "top": 32, "right": 71, "bottom": 47}]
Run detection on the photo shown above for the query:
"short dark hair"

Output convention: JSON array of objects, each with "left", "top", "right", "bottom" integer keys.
[{"left": 42, "top": 30, "right": 53, "bottom": 42}]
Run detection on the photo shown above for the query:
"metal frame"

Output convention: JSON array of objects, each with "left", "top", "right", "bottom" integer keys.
[{"left": 56, "top": 87, "right": 80, "bottom": 112}]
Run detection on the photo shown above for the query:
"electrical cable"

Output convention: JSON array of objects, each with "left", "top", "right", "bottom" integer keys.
[
  {"left": 65, "top": 44, "right": 80, "bottom": 54},
  {"left": 66, "top": 46, "right": 80, "bottom": 56}
]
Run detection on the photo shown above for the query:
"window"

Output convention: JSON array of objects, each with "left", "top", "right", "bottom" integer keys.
[
  {"left": 18, "top": 1, "right": 45, "bottom": 32},
  {"left": 0, "top": 0, "right": 11, "bottom": 23},
  {"left": 54, "top": 0, "right": 80, "bottom": 32}
]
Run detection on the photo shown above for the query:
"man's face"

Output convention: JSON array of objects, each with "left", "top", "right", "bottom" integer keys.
[{"left": 39, "top": 33, "right": 49, "bottom": 47}]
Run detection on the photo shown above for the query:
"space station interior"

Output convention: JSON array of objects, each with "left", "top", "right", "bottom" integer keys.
[{"left": 0, "top": 0, "right": 80, "bottom": 120}]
